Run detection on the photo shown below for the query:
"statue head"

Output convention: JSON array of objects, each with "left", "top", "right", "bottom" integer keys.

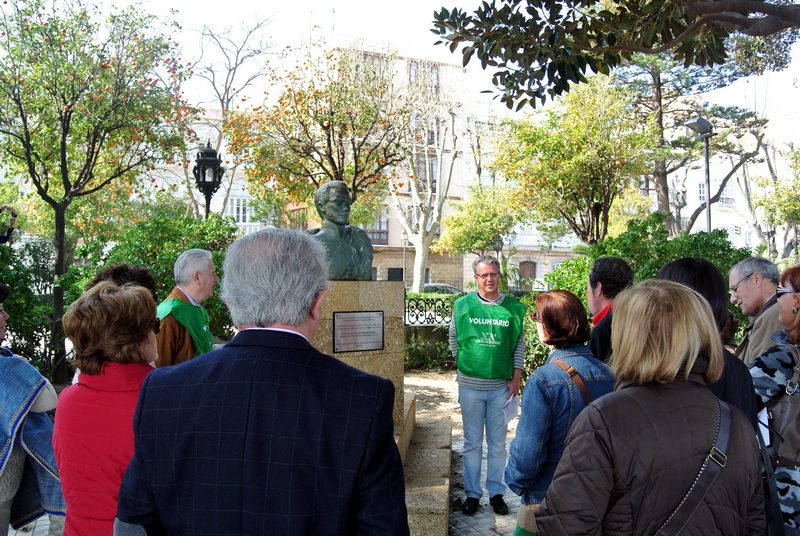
[{"left": 314, "top": 181, "right": 351, "bottom": 226}]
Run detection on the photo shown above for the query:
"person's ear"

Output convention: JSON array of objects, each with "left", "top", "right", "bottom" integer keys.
[
  {"left": 309, "top": 290, "right": 327, "bottom": 321},
  {"left": 593, "top": 282, "right": 603, "bottom": 298}
]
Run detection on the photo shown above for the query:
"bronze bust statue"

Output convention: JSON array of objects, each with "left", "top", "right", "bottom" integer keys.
[{"left": 309, "top": 181, "right": 373, "bottom": 280}]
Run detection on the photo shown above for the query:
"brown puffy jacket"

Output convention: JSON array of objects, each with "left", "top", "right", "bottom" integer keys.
[{"left": 535, "top": 373, "right": 765, "bottom": 535}]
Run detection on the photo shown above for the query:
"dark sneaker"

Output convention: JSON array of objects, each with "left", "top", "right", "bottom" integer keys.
[
  {"left": 461, "top": 497, "right": 479, "bottom": 516},
  {"left": 490, "top": 494, "right": 509, "bottom": 515}
]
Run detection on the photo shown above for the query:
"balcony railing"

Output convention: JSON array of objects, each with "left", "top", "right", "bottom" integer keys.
[{"left": 366, "top": 229, "right": 388, "bottom": 245}]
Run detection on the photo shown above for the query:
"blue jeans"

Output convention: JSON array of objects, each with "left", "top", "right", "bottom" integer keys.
[{"left": 459, "top": 384, "right": 509, "bottom": 499}]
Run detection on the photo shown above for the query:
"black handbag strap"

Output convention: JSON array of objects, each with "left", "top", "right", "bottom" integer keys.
[
  {"left": 757, "top": 420, "right": 786, "bottom": 535},
  {"left": 656, "top": 400, "right": 732, "bottom": 536}
]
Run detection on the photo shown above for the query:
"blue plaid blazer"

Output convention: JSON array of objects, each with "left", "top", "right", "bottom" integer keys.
[{"left": 116, "top": 329, "right": 409, "bottom": 535}]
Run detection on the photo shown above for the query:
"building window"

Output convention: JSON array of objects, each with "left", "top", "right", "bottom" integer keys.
[
  {"left": 719, "top": 183, "right": 735, "bottom": 207},
  {"left": 408, "top": 60, "right": 440, "bottom": 97},
  {"left": 366, "top": 209, "right": 389, "bottom": 245},
  {"left": 226, "top": 197, "right": 250, "bottom": 224},
  {"left": 698, "top": 183, "right": 706, "bottom": 203},
  {"left": 519, "top": 261, "right": 537, "bottom": 280},
  {"left": 414, "top": 155, "right": 439, "bottom": 193},
  {"left": 387, "top": 268, "right": 404, "bottom": 282}
]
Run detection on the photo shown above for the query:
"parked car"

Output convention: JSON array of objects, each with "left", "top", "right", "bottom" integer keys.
[{"left": 422, "top": 283, "right": 463, "bottom": 294}]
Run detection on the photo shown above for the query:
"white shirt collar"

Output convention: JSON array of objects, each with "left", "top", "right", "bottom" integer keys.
[
  {"left": 239, "top": 326, "right": 309, "bottom": 342},
  {"left": 176, "top": 286, "right": 200, "bottom": 306}
]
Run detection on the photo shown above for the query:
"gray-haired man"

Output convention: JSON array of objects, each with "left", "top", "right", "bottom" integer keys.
[
  {"left": 729, "top": 256, "right": 784, "bottom": 365},
  {"left": 156, "top": 249, "right": 217, "bottom": 366},
  {"left": 116, "top": 228, "right": 409, "bottom": 535},
  {"left": 450, "top": 255, "right": 525, "bottom": 517}
]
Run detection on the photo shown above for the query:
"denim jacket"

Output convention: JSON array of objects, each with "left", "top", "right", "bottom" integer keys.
[
  {"left": 0, "top": 349, "right": 66, "bottom": 527},
  {"left": 505, "top": 345, "right": 614, "bottom": 504}
]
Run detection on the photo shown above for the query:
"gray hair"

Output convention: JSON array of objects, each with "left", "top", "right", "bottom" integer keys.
[
  {"left": 174, "top": 249, "right": 213, "bottom": 285},
  {"left": 221, "top": 228, "right": 329, "bottom": 327},
  {"left": 731, "top": 256, "right": 779, "bottom": 285},
  {"left": 472, "top": 255, "right": 500, "bottom": 274}
]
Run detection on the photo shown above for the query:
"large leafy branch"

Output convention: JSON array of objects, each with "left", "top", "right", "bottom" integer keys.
[{"left": 432, "top": 0, "right": 799, "bottom": 108}]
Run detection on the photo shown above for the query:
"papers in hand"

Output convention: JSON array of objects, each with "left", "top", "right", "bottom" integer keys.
[{"left": 504, "top": 394, "right": 520, "bottom": 424}]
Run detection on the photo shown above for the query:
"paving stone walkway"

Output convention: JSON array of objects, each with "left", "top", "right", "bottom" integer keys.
[{"left": 405, "top": 370, "right": 522, "bottom": 536}]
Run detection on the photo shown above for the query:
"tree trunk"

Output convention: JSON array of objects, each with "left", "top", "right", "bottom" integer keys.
[
  {"left": 51, "top": 205, "right": 69, "bottom": 384},
  {"left": 410, "top": 236, "right": 432, "bottom": 293},
  {"left": 650, "top": 68, "right": 678, "bottom": 235}
]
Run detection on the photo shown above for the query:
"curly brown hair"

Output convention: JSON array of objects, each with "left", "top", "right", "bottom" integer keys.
[{"left": 64, "top": 281, "right": 156, "bottom": 375}]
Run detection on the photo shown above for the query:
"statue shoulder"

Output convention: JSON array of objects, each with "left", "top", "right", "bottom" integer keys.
[{"left": 347, "top": 225, "right": 371, "bottom": 242}]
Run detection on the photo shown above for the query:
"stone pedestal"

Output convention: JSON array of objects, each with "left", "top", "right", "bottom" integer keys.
[{"left": 312, "top": 280, "right": 406, "bottom": 426}]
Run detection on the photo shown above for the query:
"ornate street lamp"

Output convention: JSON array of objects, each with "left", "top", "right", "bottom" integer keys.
[
  {"left": 763, "top": 223, "right": 776, "bottom": 259},
  {"left": 685, "top": 117, "right": 715, "bottom": 232},
  {"left": 492, "top": 234, "right": 503, "bottom": 258},
  {"left": 193, "top": 141, "right": 225, "bottom": 218}
]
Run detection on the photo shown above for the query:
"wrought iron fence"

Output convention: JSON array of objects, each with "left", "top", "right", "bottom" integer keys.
[{"left": 405, "top": 296, "right": 453, "bottom": 326}]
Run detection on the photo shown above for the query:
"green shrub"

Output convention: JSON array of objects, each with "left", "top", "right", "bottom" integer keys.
[
  {"left": 0, "top": 238, "right": 54, "bottom": 375},
  {"left": 63, "top": 213, "right": 240, "bottom": 341},
  {"left": 543, "top": 213, "right": 751, "bottom": 340},
  {"left": 404, "top": 326, "right": 453, "bottom": 371},
  {"left": 544, "top": 256, "right": 593, "bottom": 308}
]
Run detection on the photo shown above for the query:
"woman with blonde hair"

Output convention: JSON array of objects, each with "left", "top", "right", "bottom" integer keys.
[
  {"left": 53, "top": 281, "right": 158, "bottom": 535},
  {"left": 534, "top": 280, "right": 764, "bottom": 535}
]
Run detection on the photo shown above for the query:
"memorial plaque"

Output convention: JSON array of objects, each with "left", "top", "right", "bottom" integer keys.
[{"left": 333, "top": 311, "right": 384, "bottom": 353}]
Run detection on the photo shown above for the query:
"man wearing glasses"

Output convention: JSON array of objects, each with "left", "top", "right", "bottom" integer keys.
[
  {"left": 449, "top": 255, "right": 526, "bottom": 517},
  {"left": 729, "top": 256, "right": 783, "bottom": 365}
]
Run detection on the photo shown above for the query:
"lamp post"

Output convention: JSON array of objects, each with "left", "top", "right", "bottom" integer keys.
[
  {"left": 193, "top": 141, "right": 225, "bottom": 219},
  {"left": 492, "top": 234, "right": 503, "bottom": 259},
  {"left": 401, "top": 230, "right": 408, "bottom": 286},
  {"left": 685, "top": 117, "right": 714, "bottom": 232},
  {"left": 763, "top": 223, "right": 776, "bottom": 260}
]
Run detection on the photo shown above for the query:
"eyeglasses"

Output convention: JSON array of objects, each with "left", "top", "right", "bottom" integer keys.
[
  {"left": 776, "top": 286, "right": 798, "bottom": 298},
  {"left": 154, "top": 318, "right": 161, "bottom": 335},
  {"left": 729, "top": 272, "right": 754, "bottom": 293},
  {"left": 530, "top": 311, "right": 540, "bottom": 323},
  {"left": 475, "top": 271, "right": 500, "bottom": 280}
]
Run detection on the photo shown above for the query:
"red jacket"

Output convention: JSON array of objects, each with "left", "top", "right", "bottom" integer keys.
[{"left": 53, "top": 362, "right": 152, "bottom": 535}]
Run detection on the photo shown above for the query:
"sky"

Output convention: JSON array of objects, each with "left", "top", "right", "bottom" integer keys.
[
  {"left": 129, "top": 0, "right": 800, "bottom": 147},
  {"left": 135, "top": 0, "right": 462, "bottom": 61}
]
